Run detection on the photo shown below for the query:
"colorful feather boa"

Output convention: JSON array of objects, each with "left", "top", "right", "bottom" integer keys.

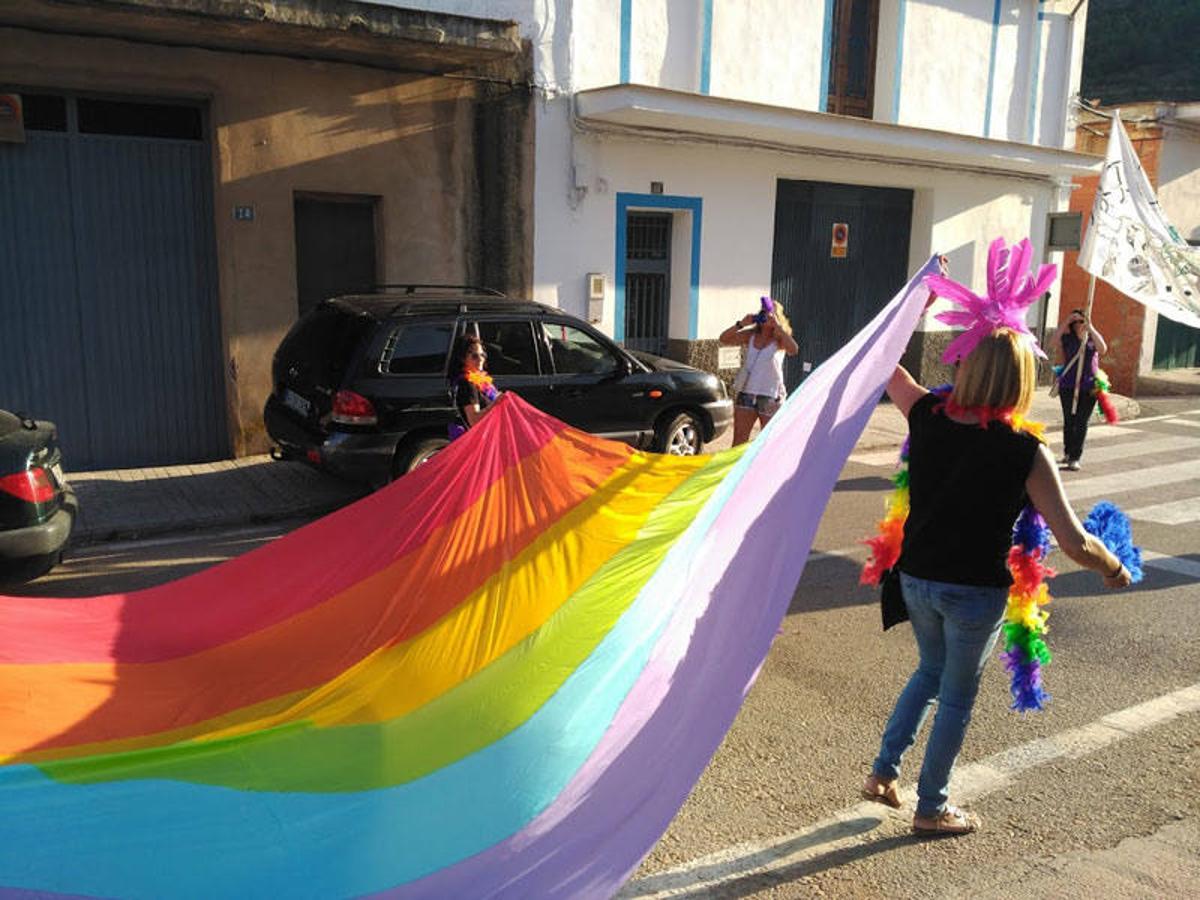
[
  {"left": 1093, "top": 368, "right": 1119, "bottom": 424},
  {"left": 464, "top": 367, "right": 499, "bottom": 402},
  {"left": 861, "top": 387, "right": 1055, "bottom": 712},
  {"left": 1051, "top": 363, "right": 1119, "bottom": 425}
]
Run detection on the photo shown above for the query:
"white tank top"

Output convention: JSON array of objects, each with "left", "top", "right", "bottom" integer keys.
[{"left": 735, "top": 338, "right": 785, "bottom": 398}]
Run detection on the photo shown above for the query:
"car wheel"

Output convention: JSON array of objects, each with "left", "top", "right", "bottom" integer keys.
[
  {"left": 394, "top": 435, "right": 450, "bottom": 477},
  {"left": 654, "top": 412, "right": 703, "bottom": 456}
]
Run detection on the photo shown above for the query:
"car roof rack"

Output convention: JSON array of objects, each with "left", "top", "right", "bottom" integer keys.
[{"left": 373, "top": 284, "right": 506, "bottom": 297}]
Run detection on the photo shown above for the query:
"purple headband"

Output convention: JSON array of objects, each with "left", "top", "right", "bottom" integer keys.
[{"left": 924, "top": 237, "right": 1057, "bottom": 364}]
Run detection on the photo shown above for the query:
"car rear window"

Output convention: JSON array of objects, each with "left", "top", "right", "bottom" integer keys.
[
  {"left": 385, "top": 322, "right": 454, "bottom": 374},
  {"left": 276, "top": 307, "right": 373, "bottom": 386}
]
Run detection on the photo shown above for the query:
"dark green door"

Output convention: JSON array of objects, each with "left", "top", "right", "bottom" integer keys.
[
  {"left": 769, "top": 179, "right": 913, "bottom": 391},
  {"left": 1153, "top": 315, "right": 1200, "bottom": 369}
]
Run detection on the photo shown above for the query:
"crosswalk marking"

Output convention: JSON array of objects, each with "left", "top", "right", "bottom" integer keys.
[
  {"left": 620, "top": 684, "right": 1200, "bottom": 898},
  {"left": 846, "top": 418, "right": 1194, "bottom": 468},
  {"left": 1142, "top": 551, "right": 1200, "bottom": 580},
  {"left": 1127, "top": 496, "right": 1200, "bottom": 525},
  {"left": 847, "top": 447, "right": 905, "bottom": 467},
  {"left": 1063, "top": 460, "right": 1199, "bottom": 501},
  {"left": 1075, "top": 434, "right": 1199, "bottom": 463}
]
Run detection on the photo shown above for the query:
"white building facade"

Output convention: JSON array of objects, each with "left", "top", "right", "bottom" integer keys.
[{"left": 390, "top": 0, "right": 1098, "bottom": 385}]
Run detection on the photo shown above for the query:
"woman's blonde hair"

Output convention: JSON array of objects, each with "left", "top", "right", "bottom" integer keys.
[
  {"left": 950, "top": 327, "right": 1037, "bottom": 414},
  {"left": 770, "top": 307, "right": 793, "bottom": 335}
]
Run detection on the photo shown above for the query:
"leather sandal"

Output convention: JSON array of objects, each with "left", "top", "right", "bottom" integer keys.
[
  {"left": 860, "top": 774, "right": 901, "bottom": 810},
  {"left": 912, "top": 805, "right": 981, "bottom": 836}
]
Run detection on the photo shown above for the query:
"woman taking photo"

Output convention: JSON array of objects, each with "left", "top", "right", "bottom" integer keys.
[
  {"left": 1054, "top": 308, "right": 1108, "bottom": 471},
  {"left": 718, "top": 297, "right": 799, "bottom": 445},
  {"left": 860, "top": 242, "right": 1131, "bottom": 835}
]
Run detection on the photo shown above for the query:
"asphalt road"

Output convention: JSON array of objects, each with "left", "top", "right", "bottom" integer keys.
[{"left": 7, "top": 400, "right": 1200, "bottom": 898}]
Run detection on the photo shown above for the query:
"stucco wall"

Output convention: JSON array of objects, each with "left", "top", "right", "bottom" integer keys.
[
  {"left": 394, "top": 1, "right": 1083, "bottom": 148},
  {"left": 1159, "top": 125, "right": 1200, "bottom": 244},
  {"left": 533, "top": 94, "right": 1061, "bottom": 374},
  {"left": 708, "top": 0, "right": 825, "bottom": 109},
  {"left": 2, "top": 26, "right": 532, "bottom": 455}
]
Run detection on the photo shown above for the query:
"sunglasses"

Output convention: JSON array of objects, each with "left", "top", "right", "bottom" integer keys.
[{"left": 469, "top": 351, "right": 487, "bottom": 360}]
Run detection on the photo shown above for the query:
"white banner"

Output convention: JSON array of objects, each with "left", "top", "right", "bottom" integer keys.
[{"left": 1077, "top": 114, "right": 1200, "bottom": 330}]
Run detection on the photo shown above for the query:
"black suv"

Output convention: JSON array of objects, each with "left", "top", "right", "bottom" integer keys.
[{"left": 264, "top": 287, "right": 732, "bottom": 486}]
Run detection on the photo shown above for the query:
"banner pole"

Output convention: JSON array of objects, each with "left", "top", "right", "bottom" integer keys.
[{"left": 1071, "top": 274, "right": 1096, "bottom": 416}]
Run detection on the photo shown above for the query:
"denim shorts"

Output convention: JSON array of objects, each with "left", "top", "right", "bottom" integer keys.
[{"left": 735, "top": 392, "right": 781, "bottom": 416}]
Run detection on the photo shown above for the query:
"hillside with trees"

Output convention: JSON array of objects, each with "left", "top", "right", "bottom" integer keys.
[{"left": 1081, "top": 0, "right": 1200, "bottom": 104}]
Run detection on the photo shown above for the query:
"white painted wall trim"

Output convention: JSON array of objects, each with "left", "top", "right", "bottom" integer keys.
[{"left": 575, "top": 84, "right": 1100, "bottom": 181}]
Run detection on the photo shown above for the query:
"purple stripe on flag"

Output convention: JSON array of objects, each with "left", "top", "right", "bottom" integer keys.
[{"left": 387, "top": 258, "right": 937, "bottom": 899}]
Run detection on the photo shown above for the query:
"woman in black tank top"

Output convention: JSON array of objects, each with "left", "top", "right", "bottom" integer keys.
[{"left": 861, "top": 328, "right": 1131, "bottom": 836}]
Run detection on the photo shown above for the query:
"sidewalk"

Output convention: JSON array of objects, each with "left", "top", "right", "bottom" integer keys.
[
  {"left": 64, "top": 391, "right": 1142, "bottom": 548},
  {"left": 67, "top": 456, "right": 366, "bottom": 547}
]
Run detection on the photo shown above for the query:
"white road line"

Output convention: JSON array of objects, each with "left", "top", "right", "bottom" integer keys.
[
  {"left": 1119, "top": 409, "right": 1200, "bottom": 423},
  {"left": 1175, "top": 419, "right": 1200, "bottom": 429},
  {"left": 620, "top": 683, "right": 1200, "bottom": 899},
  {"left": 1142, "top": 551, "right": 1200, "bottom": 580},
  {"left": 849, "top": 423, "right": 1161, "bottom": 468},
  {"left": 1064, "top": 460, "right": 1200, "bottom": 501},
  {"left": 847, "top": 447, "right": 906, "bottom": 467},
  {"left": 1074, "top": 434, "right": 1199, "bottom": 464},
  {"left": 1127, "top": 495, "right": 1200, "bottom": 525}
]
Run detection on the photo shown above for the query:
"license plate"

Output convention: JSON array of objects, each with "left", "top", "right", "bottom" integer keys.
[
  {"left": 283, "top": 388, "right": 312, "bottom": 418},
  {"left": 50, "top": 463, "right": 67, "bottom": 488}
]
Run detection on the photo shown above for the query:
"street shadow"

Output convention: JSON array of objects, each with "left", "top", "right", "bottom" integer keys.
[
  {"left": 833, "top": 474, "right": 894, "bottom": 493},
  {"left": 1039, "top": 553, "right": 1200, "bottom": 598},
  {"left": 634, "top": 832, "right": 926, "bottom": 899},
  {"left": 788, "top": 555, "right": 874, "bottom": 615},
  {"left": 4, "top": 529, "right": 288, "bottom": 597},
  {"left": 624, "top": 817, "right": 889, "bottom": 898}
]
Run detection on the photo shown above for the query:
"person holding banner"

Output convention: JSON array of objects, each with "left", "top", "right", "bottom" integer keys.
[{"left": 1054, "top": 309, "right": 1108, "bottom": 471}]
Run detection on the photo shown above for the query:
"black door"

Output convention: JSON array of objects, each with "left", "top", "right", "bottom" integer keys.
[
  {"left": 294, "top": 195, "right": 378, "bottom": 316},
  {"left": 770, "top": 179, "right": 912, "bottom": 391},
  {"left": 624, "top": 213, "right": 672, "bottom": 355}
]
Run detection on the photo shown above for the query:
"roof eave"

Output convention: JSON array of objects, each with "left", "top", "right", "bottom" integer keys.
[{"left": 576, "top": 84, "right": 1100, "bottom": 180}]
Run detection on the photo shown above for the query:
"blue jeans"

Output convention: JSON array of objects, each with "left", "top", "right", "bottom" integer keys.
[{"left": 872, "top": 573, "right": 1007, "bottom": 818}]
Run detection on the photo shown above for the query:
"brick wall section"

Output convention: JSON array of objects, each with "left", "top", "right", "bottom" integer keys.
[{"left": 1059, "top": 113, "right": 1164, "bottom": 396}]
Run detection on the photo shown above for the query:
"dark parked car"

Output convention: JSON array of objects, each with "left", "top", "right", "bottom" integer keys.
[
  {"left": 0, "top": 409, "right": 76, "bottom": 582},
  {"left": 264, "top": 287, "right": 733, "bottom": 486}
]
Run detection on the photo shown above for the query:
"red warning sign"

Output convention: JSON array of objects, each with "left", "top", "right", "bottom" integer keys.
[{"left": 831, "top": 222, "right": 849, "bottom": 259}]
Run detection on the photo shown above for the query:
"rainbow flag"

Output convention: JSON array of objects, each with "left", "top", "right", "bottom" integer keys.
[{"left": 0, "top": 260, "right": 935, "bottom": 899}]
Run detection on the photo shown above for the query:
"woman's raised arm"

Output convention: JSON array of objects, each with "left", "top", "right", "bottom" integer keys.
[{"left": 1025, "top": 445, "right": 1130, "bottom": 587}]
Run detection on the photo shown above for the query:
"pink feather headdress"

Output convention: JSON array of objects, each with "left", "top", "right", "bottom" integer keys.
[{"left": 924, "top": 237, "right": 1057, "bottom": 364}]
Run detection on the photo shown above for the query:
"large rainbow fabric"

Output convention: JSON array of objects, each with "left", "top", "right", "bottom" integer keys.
[{"left": 0, "top": 260, "right": 938, "bottom": 899}]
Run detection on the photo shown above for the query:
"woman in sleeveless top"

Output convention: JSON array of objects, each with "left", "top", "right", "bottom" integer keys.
[
  {"left": 861, "top": 328, "right": 1131, "bottom": 835},
  {"left": 718, "top": 299, "right": 799, "bottom": 445},
  {"left": 447, "top": 335, "right": 499, "bottom": 441}
]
